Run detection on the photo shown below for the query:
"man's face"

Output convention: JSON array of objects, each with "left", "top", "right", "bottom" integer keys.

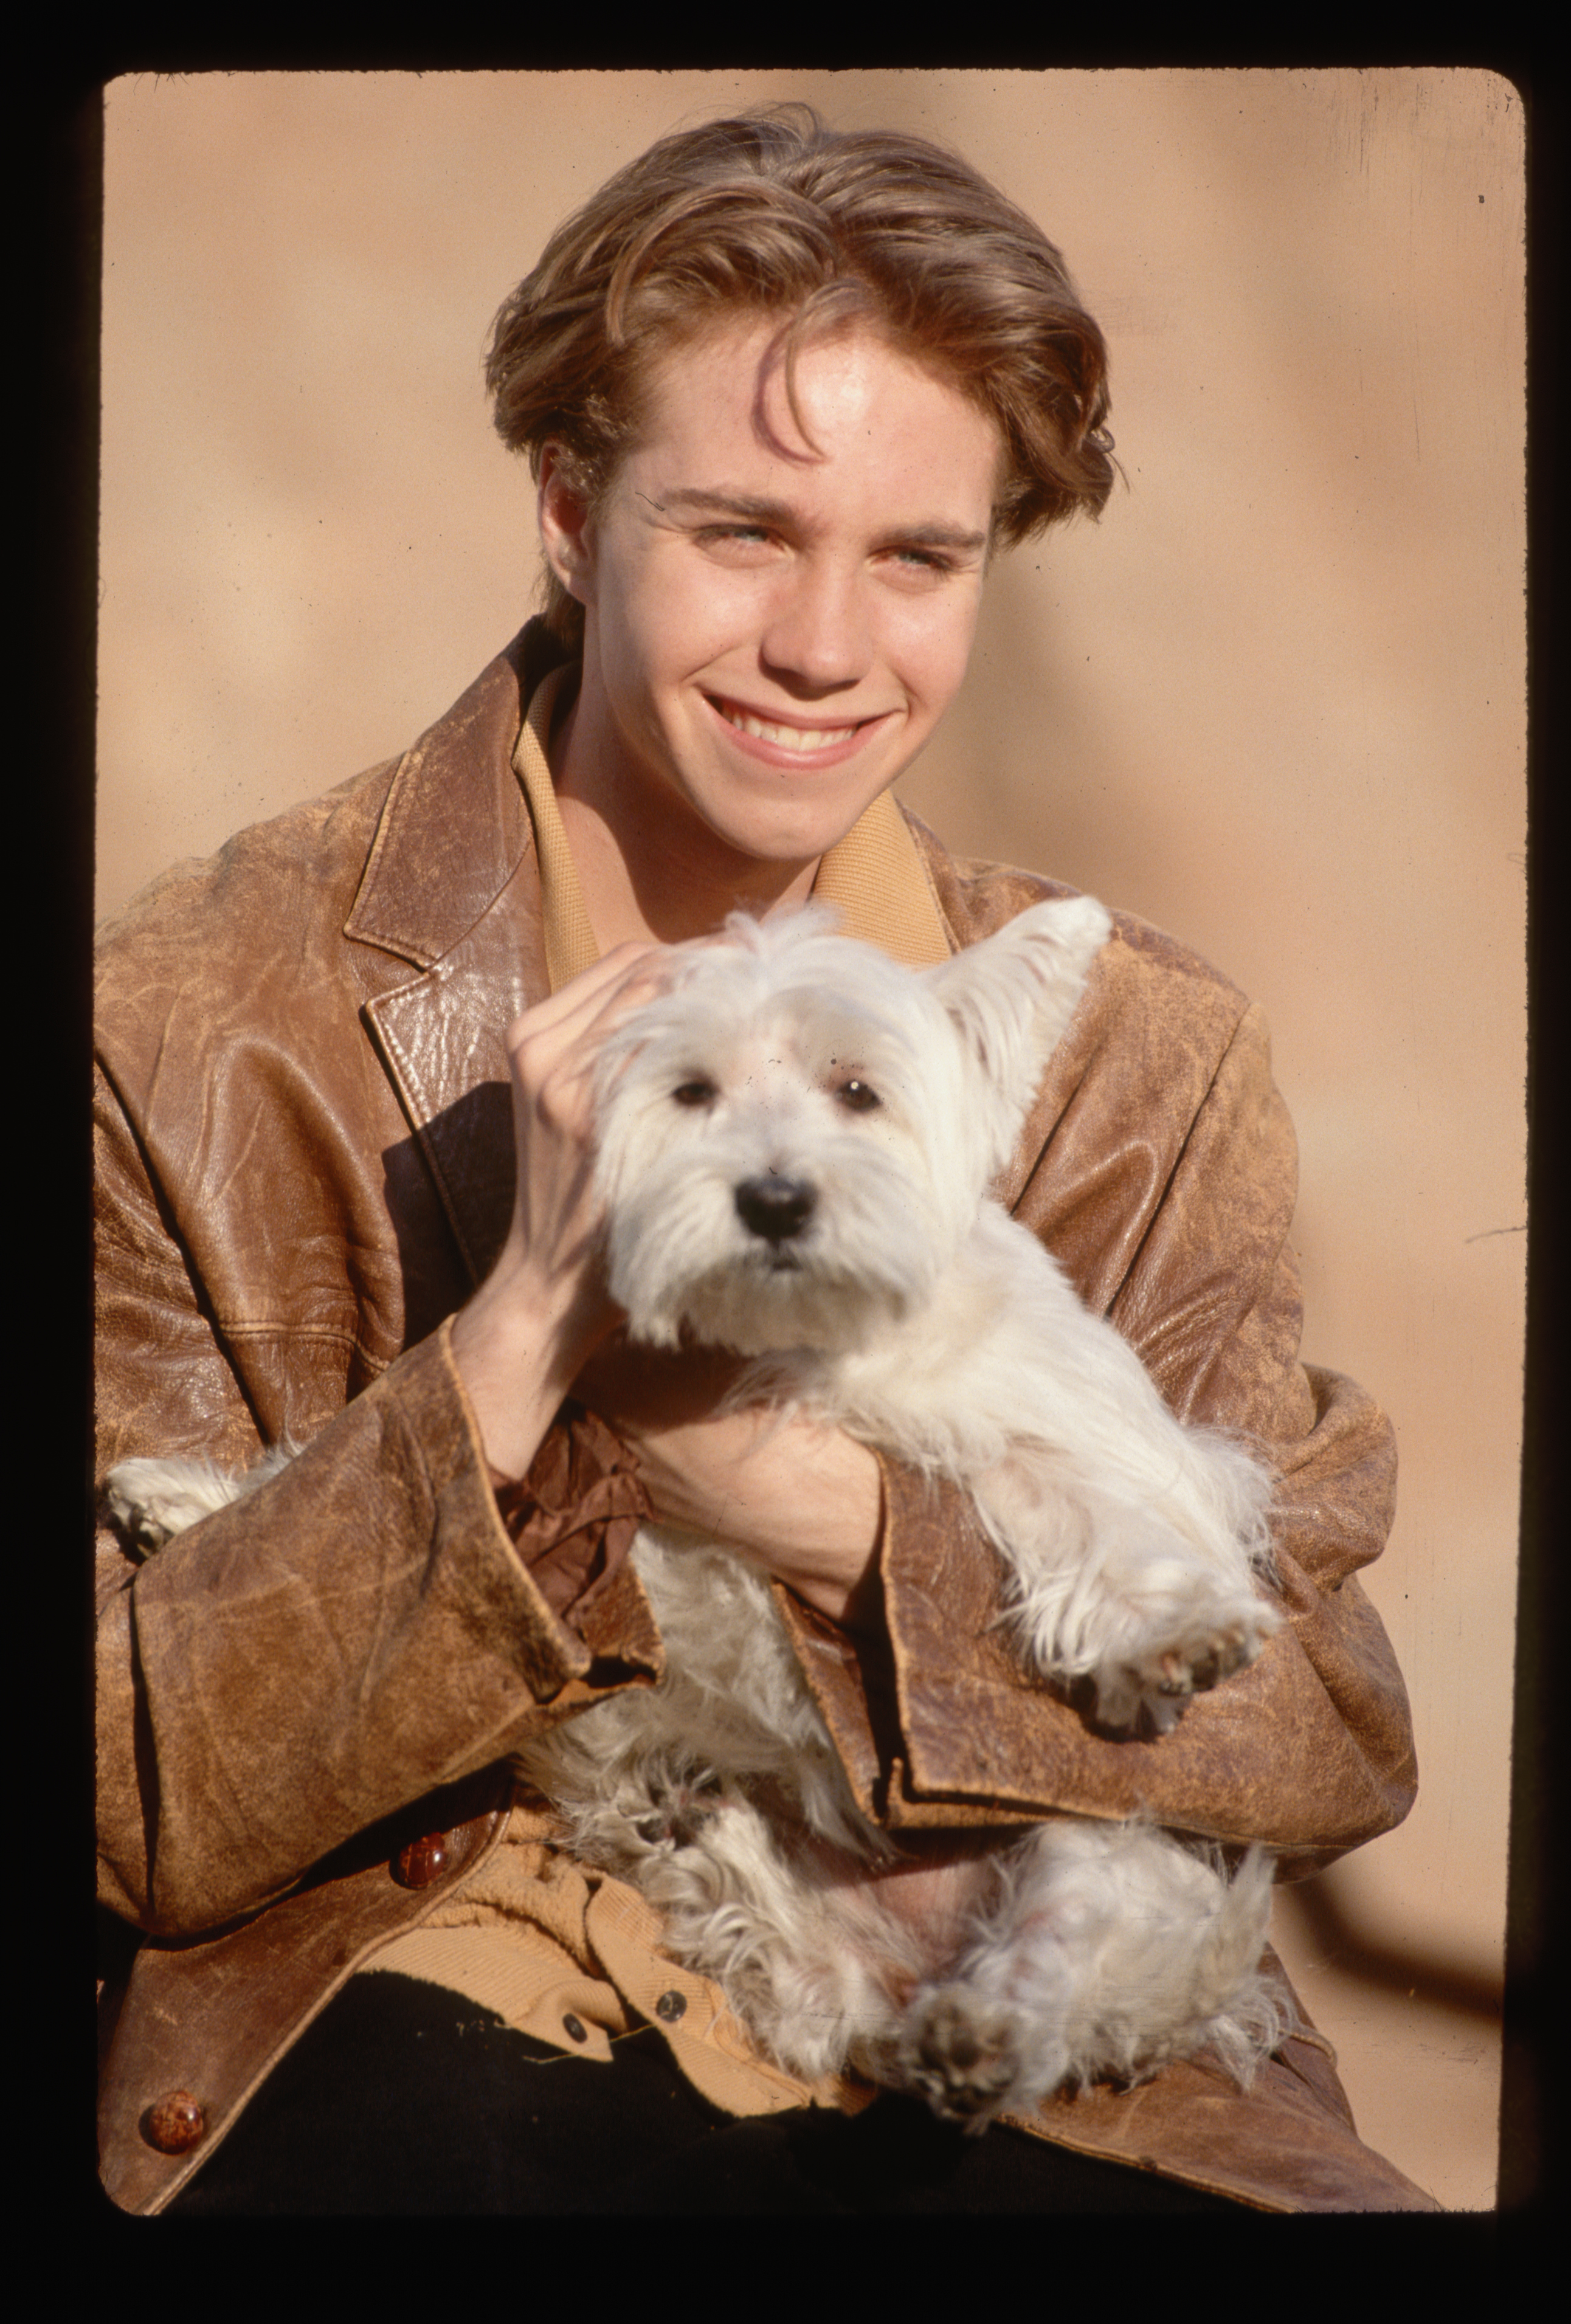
[{"left": 546, "top": 314, "right": 1002, "bottom": 872}]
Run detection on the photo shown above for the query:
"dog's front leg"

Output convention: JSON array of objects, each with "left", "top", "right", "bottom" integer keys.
[{"left": 977, "top": 1449, "right": 1280, "bottom": 1736}]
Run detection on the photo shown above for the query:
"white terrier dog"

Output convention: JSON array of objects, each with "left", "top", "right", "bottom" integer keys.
[{"left": 108, "top": 897, "right": 1290, "bottom": 2128}]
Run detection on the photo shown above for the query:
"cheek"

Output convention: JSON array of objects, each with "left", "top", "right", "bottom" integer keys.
[
  {"left": 594, "top": 586, "right": 688, "bottom": 741},
  {"left": 890, "top": 592, "right": 984, "bottom": 713},
  {"left": 630, "top": 567, "right": 764, "bottom": 698}
]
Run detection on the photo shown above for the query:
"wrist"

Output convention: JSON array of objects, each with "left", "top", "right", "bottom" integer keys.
[
  {"left": 765, "top": 1436, "right": 884, "bottom": 1627},
  {"left": 449, "top": 1265, "right": 615, "bottom": 1480}
]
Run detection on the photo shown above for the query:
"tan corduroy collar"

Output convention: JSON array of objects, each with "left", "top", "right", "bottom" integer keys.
[{"left": 511, "top": 662, "right": 956, "bottom": 991}]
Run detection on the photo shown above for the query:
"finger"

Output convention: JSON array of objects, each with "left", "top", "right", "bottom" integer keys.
[
  {"left": 503, "top": 941, "right": 685, "bottom": 1181},
  {"left": 507, "top": 940, "right": 668, "bottom": 1052},
  {"left": 501, "top": 954, "right": 663, "bottom": 1114},
  {"left": 514, "top": 937, "right": 688, "bottom": 1060}
]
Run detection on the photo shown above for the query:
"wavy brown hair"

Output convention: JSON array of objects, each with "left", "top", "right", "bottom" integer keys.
[{"left": 486, "top": 106, "right": 1116, "bottom": 649}]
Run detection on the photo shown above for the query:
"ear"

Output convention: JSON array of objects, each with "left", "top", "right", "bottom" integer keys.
[
  {"left": 537, "top": 445, "right": 596, "bottom": 608},
  {"left": 925, "top": 895, "right": 1113, "bottom": 1157}
]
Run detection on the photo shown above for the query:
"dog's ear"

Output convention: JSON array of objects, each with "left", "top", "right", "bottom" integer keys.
[{"left": 926, "top": 896, "right": 1113, "bottom": 1157}]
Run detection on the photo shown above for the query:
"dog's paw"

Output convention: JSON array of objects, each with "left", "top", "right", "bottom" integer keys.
[
  {"left": 897, "top": 1985, "right": 1031, "bottom": 2132},
  {"left": 633, "top": 1782, "right": 728, "bottom": 1850},
  {"left": 1093, "top": 1595, "right": 1280, "bottom": 1736},
  {"left": 104, "top": 1458, "right": 235, "bottom": 1557}
]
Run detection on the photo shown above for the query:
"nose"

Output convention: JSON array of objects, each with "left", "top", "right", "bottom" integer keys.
[
  {"left": 759, "top": 557, "right": 871, "bottom": 695},
  {"left": 734, "top": 1173, "right": 817, "bottom": 1244}
]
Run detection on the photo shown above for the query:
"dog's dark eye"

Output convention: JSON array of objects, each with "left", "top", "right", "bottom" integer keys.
[
  {"left": 671, "top": 1078, "right": 717, "bottom": 1109},
  {"left": 836, "top": 1079, "right": 881, "bottom": 1113}
]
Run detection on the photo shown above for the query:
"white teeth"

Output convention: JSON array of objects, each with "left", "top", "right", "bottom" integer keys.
[{"left": 719, "top": 703, "right": 860, "bottom": 751}]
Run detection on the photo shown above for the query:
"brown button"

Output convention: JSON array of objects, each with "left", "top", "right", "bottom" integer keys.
[
  {"left": 142, "top": 2091, "right": 205, "bottom": 2154},
  {"left": 562, "top": 2014, "right": 587, "bottom": 2043},
  {"left": 392, "top": 1832, "right": 450, "bottom": 1888},
  {"left": 654, "top": 1990, "right": 687, "bottom": 2023}
]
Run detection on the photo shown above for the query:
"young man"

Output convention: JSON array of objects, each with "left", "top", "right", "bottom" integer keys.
[{"left": 95, "top": 109, "right": 1436, "bottom": 2212}]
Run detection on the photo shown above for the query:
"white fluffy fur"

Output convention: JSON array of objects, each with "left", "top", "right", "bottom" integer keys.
[{"left": 107, "top": 897, "right": 1291, "bottom": 2128}]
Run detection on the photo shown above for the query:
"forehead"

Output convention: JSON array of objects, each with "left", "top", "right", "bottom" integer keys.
[{"left": 621, "top": 313, "right": 1004, "bottom": 516}]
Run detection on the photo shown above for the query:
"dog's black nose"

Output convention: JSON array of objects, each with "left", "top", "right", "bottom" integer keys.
[{"left": 734, "top": 1174, "right": 816, "bottom": 1244}]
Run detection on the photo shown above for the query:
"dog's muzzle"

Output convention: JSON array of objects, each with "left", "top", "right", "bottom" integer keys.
[{"left": 734, "top": 1173, "right": 816, "bottom": 1247}]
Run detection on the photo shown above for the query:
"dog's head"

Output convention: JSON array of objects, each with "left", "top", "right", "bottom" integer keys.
[{"left": 593, "top": 894, "right": 1111, "bottom": 1355}]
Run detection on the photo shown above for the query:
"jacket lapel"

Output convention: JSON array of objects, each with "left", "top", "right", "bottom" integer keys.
[{"left": 350, "top": 625, "right": 571, "bottom": 1289}]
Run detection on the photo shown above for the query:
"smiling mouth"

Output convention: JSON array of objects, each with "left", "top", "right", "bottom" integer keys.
[{"left": 710, "top": 697, "right": 868, "bottom": 753}]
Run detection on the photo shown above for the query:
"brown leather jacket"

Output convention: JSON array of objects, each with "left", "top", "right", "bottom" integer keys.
[{"left": 95, "top": 624, "right": 1435, "bottom": 2212}]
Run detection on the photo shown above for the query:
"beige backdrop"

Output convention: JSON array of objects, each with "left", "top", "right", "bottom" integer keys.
[{"left": 97, "top": 69, "right": 1526, "bottom": 2212}]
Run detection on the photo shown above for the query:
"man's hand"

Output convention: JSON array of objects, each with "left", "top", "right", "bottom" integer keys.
[
  {"left": 449, "top": 943, "right": 669, "bottom": 1478},
  {"left": 575, "top": 1336, "right": 884, "bottom": 1630}
]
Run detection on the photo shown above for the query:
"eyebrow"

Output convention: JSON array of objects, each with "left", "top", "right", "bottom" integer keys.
[{"left": 642, "top": 488, "right": 991, "bottom": 555}]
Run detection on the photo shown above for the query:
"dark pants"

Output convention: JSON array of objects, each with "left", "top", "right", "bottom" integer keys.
[{"left": 167, "top": 1972, "right": 1243, "bottom": 2215}]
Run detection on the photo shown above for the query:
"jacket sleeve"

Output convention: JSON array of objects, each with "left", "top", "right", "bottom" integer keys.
[
  {"left": 94, "top": 1064, "right": 660, "bottom": 1938},
  {"left": 772, "top": 967, "right": 1417, "bottom": 1879}
]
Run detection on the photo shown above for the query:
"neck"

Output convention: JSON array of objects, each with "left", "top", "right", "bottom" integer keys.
[{"left": 550, "top": 689, "right": 821, "bottom": 950}]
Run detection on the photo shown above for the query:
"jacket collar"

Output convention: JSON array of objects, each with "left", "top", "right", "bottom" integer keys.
[
  {"left": 349, "top": 616, "right": 956, "bottom": 979},
  {"left": 350, "top": 626, "right": 566, "bottom": 1285},
  {"left": 344, "top": 622, "right": 571, "bottom": 971}
]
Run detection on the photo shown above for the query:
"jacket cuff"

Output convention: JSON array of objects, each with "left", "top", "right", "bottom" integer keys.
[
  {"left": 773, "top": 1457, "right": 1063, "bottom": 1831},
  {"left": 773, "top": 1453, "right": 1414, "bottom": 1855},
  {"left": 486, "top": 1402, "right": 650, "bottom": 1628},
  {"left": 412, "top": 1320, "right": 661, "bottom": 1694}
]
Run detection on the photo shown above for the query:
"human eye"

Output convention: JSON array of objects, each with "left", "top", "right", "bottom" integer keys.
[
  {"left": 879, "top": 542, "right": 961, "bottom": 584},
  {"left": 697, "top": 523, "right": 777, "bottom": 556}
]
